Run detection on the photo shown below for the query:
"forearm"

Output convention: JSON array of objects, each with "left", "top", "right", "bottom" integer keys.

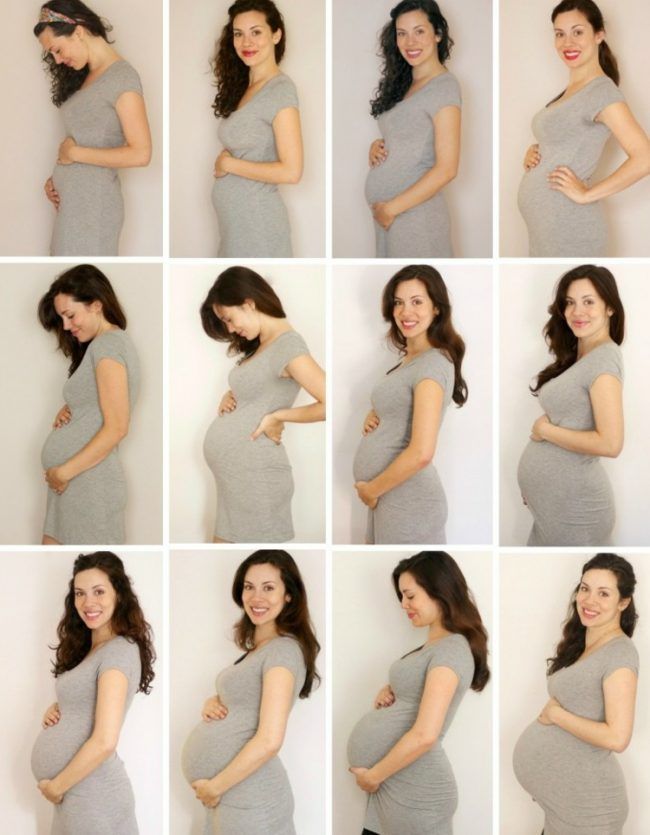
[
  {"left": 50, "top": 735, "right": 115, "bottom": 794},
  {"left": 366, "top": 728, "right": 434, "bottom": 784},
  {"left": 541, "top": 422, "right": 621, "bottom": 457},
  {"left": 209, "top": 733, "right": 279, "bottom": 796},
  {"left": 223, "top": 155, "right": 302, "bottom": 185},
  {"left": 386, "top": 164, "right": 457, "bottom": 216},
  {"left": 59, "top": 425, "right": 127, "bottom": 481},
  {"left": 368, "top": 445, "right": 432, "bottom": 498},
  {"left": 69, "top": 143, "right": 151, "bottom": 169},
  {"left": 273, "top": 402, "right": 325, "bottom": 424},
  {"left": 584, "top": 152, "right": 650, "bottom": 203},
  {"left": 551, "top": 705, "right": 627, "bottom": 752}
]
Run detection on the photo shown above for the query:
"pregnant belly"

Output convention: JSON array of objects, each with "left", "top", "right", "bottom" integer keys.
[
  {"left": 353, "top": 430, "right": 404, "bottom": 482},
  {"left": 31, "top": 718, "right": 91, "bottom": 781},
  {"left": 204, "top": 412, "right": 291, "bottom": 473},
  {"left": 52, "top": 163, "right": 119, "bottom": 200},
  {"left": 181, "top": 717, "right": 255, "bottom": 784},
  {"left": 365, "top": 156, "right": 426, "bottom": 204},
  {"left": 518, "top": 441, "right": 611, "bottom": 509},
  {"left": 41, "top": 414, "right": 102, "bottom": 469},
  {"left": 348, "top": 704, "right": 416, "bottom": 768}
]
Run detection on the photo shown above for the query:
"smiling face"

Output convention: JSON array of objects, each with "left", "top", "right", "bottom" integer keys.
[
  {"left": 392, "top": 278, "right": 438, "bottom": 341},
  {"left": 576, "top": 568, "right": 629, "bottom": 630},
  {"left": 37, "top": 25, "right": 88, "bottom": 70},
  {"left": 553, "top": 10, "right": 603, "bottom": 70},
  {"left": 563, "top": 278, "right": 612, "bottom": 341},
  {"left": 232, "top": 10, "right": 281, "bottom": 68},
  {"left": 54, "top": 293, "right": 105, "bottom": 342},
  {"left": 74, "top": 568, "right": 117, "bottom": 638},
  {"left": 398, "top": 571, "right": 444, "bottom": 628},
  {"left": 241, "top": 563, "right": 290, "bottom": 629},
  {"left": 214, "top": 300, "right": 260, "bottom": 341},
  {"left": 395, "top": 9, "right": 441, "bottom": 69}
]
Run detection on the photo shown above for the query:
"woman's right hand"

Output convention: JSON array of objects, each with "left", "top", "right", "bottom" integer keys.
[
  {"left": 201, "top": 695, "right": 228, "bottom": 722},
  {"left": 44, "top": 177, "right": 61, "bottom": 210},
  {"left": 218, "top": 390, "right": 237, "bottom": 416},
  {"left": 523, "top": 144, "right": 541, "bottom": 171},
  {"left": 53, "top": 405, "right": 71, "bottom": 429},
  {"left": 374, "top": 685, "right": 395, "bottom": 709},
  {"left": 362, "top": 409, "right": 380, "bottom": 435},
  {"left": 42, "top": 702, "right": 61, "bottom": 728},
  {"left": 369, "top": 139, "right": 388, "bottom": 168}
]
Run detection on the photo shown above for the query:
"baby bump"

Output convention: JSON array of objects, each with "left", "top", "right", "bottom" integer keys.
[
  {"left": 212, "top": 174, "right": 279, "bottom": 211},
  {"left": 348, "top": 705, "right": 415, "bottom": 767},
  {"left": 41, "top": 413, "right": 103, "bottom": 469},
  {"left": 365, "top": 155, "right": 426, "bottom": 204},
  {"left": 31, "top": 718, "right": 90, "bottom": 780},
  {"left": 181, "top": 717, "right": 254, "bottom": 784},
  {"left": 53, "top": 162, "right": 120, "bottom": 205},
  {"left": 204, "top": 415, "right": 291, "bottom": 474},
  {"left": 353, "top": 429, "right": 403, "bottom": 482}
]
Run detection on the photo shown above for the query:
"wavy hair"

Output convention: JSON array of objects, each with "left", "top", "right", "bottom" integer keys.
[
  {"left": 370, "top": 0, "right": 453, "bottom": 117},
  {"left": 38, "top": 264, "right": 127, "bottom": 376},
  {"left": 552, "top": 0, "right": 619, "bottom": 85},
  {"left": 381, "top": 264, "right": 467, "bottom": 406},
  {"left": 392, "top": 551, "right": 490, "bottom": 691},
  {"left": 531, "top": 264, "right": 624, "bottom": 393},
  {"left": 211, "top": 0, "right": 286, "bottom": 118},
  {"left": 33, "top": 1, "right": 113, "bottom": 106},
  {"left": 52, "top": 552, "right": 156, "bottom": 694},
  {"left": 547, "top": 553, "right": 637, "bottom": 674},
  {"left": 232, "top": 550, "right": 320, "bottom": 698}
]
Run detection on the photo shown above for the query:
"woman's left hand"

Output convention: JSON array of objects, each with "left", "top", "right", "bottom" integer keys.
[
  {"left": 214, "top": 149, "right": 232, "bottom": 178},
  {"left": 191, "top": 779, "right": 221, "bottom": 808},
  {"left": 57, "top": 137, "right": 77, "bottom": 165},
  {"left": 251, "top": 413, "right": 285, "bottom": 444},
  {"left": 538, "top": 697, "right": 561, "bottom": 726},
  {"left": 38, "top": 779, "right": 64, "bottom": 804},
  {"left": 349, "top": 767, "right": 381, "bottom": 793},
  {"left": 45, "top": 466, "right": 70, "bottom": 495},
  {"left": 547, "top": 166, "right": 590, "bottom": 204},
  {"left": 372, "top": 201, "right": 396, "bottom": 230},
  {"left": 354, "top": 480, "right": 378, "bottom": 509},
  {"left": 530, "top": 414, "right": 551, "bottom": 442}
]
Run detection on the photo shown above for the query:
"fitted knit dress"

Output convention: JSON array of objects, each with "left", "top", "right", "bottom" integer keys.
[
  {"left": 353, "top": 348, "right": 454, "bottom": 544},
  {"left": 365, "top": 71, "right": 461, "bottom": 258},
  {"left": 31, "top": 636, "right": 142, "bottom": 835},
  {"left": 50, "top": 60, "right": 144, "bottom": 256},
  {"left": 203, "top": 330, "right": 309, "bottom": 542},
  {"left": 212, "top": 73, "right": 299, "bottom": 257},
  {"left": 348, "top": 634, "right": 474, "bottom": 835},
  {"left": 41, "top": 329, "right": 139, "bottom": 545},
  {"left": 513, "top": 635, "right": 638, "bottom": 835},
  {"left": 182, "top": 636, "right": 306, "bottom": 835},
  {"left": 517, "top": 342, "right": 622, "bottom": 546},
  {"left": 517, "top": 76, "right": 624, "bottom": 257}
]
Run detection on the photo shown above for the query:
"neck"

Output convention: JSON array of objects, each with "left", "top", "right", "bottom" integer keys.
[
  {"left": 405, "top": 334, "right": 432, "bottom": 357},
  {"left": 258, "top": 315, "right": 288, "bottom": 345},
  {"left": 576, "top": 329, "right": 611, "bottom": 358},
  {"left": 91, "top": 624, "right": 114, "bottom": 647},
  {"left": 95, "top": 318, "right": 117, "bottom": 337},
  {"left": 426, "top": 623, "right": 451, "bottom": 644},
  {"left": 585, "top": 622, "right": 622, "bottom": 648},
  {"left": 85, "top": 35, "right": 118, "bottom": 73},
  {"left": 411, "top": 55, "right": 444, "bottom": 83},
  {"left": 568, "top": 57, "right": 603, "bottom": 87},
  {"left": 249, "top": 58, "right": 279, "bottom": 86},
  {"left": 253, "top": 622, "right": 278, "bottom": 647}
]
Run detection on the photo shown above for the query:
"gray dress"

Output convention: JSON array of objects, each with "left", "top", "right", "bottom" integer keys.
[
  {"left": 513, "top": 635, "right": 638, "bottom": 835},
  {"left": 517, "top": 76, "right": 624, "bottom": 257},
  {"left": 517, "top": 342, "right": 622, "bottom": 546},
  {"left": 203, "top": 330, "right": 309, "bottom": 542},
  {"left": 212, "top": 73, "right": 298, "bottom": 257},
  {"left": 353, "top": 348, "right": 454, "bottom": 544},
  {"left": 348, "top": 634, "right": 474, "bottom": 835},
  {"left": 365, "top": 72, "right": 461, "bottom": 258},
  {"left": 31, "top": 636, "right": 142, "bottom": 835},
  {"left": 41, "top": 329, "right": 139, "bottom": 545},
  {"left": 50, "top": 60, "right": 144, "bottom": 256},
  {"left": 181, "top": 636, "right": 307, "bottom": 835}
]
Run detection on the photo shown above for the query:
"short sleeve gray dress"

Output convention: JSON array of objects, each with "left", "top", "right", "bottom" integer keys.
[
  {"left": 31, "top": 636, "right": 142, "bottom": 835},
  {"left": 212, "top": 73, "right": 299, "bottom": 257},
  {"left": 203, "top": 330, "right": 309, "bottom": 542},
  {"left": 41, "top": 329, "right": 139, "bottom": 545},
  {"left": 182, "top": 636, "right": 307, "bottom": 835},
  {"left": 517, "top": 342, "right": 622, "bottom": 546},
  {"left": 365, "top": 72, "right": 461, "bottom": 258},
  {"left": 517, "top": 76, "right": 625, "bottom": 257},
  {"left": 353, "top": 348, "right": 454, "bottom": 544},
  {"left": 513, "top": 635, "right": 638, "bottom": 835},
  {"left": 348, "top": 634, "right": 474, "bottom": 835},
  {"left": 50, "top": 60, "right": 144, "bottom": 257}
]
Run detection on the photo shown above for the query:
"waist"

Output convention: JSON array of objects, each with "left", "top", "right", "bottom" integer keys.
[{"left": 41, "top": 416, "right": 104, "bottom": 467}]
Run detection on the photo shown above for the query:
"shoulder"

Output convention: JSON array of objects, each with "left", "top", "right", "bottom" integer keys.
[
  {"left": 263, "top": 636, "right": 306, "bottom": 672},
  {"left": 267, "top": 73, "right": 299, "bottom": 107},
  {"left": 96, "top": 636, "right": 141, "bottom": 674},
  {"left": 585, "top": 342, "right": 623, "bottom": 377},
  {"left": 89, "top": 329, "right": 133, "bottom": 363},
  {"left": 110, "top": 60, "right": 143, "bottom": 91},
  {"left": 426, "top": 634, "right": 473, "bottom": 674},
  {"left": 273, "top": 330, "right": 310, "bottom": 364},
  {"left": 604, "top": 635, "right": 639, "bottom": 668},
  {"left": 585, "top": 75, "right": 625, "bottom": 113},
  {"left": 424, "top": 71, "right": 462, "bottom": 108},
  {"left": 411, "top": 348, "right": 453, "bottom": 384}
]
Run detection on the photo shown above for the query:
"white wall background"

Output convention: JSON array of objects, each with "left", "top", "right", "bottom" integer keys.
[
  {"left": 500, "top": 551, "right": 650, "bottom": 835},
  {"left": 0, "top": 0, "right": 162, "bottom": 256},
  {"left": 333, "top": 549, "right": 493, "bottom": 834},
  {"left": 0, "top": 264, "right": 162, "bottom": 545},
  {"left": 170, "top": 264, "right": 325, "bottom": 543},
  {"left": 500, "top": 0, "right": 650, "bottom": 256},
  {"left": 0, "top": 549, "right": 163, "bottom": 834},
  {"left": 170, "top": 548, "right": 326, "bottom": 834},
  {"left": 332, "top": 264, "right": 493, "bottom": 545},
  {"left": 332, "top": 0, "right": 493, "bottom": 257},
  {"left": 170, "top": 0, "right": 325, "bottom": 257},
  {"left": 499, "top": 263, "right": 650, "bottom": 546}
]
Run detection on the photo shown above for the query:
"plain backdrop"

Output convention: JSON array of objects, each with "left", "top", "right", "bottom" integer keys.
[
  {"left": 170, "top": 264, "right": 325, "bottom": 543},
  {"left": 500, "top": 0, "right": 650, "bottom": 256},
  {"left": 0, "top": 550, "right": 163, "bottom": 834},
  {"left": 332, "top": 264, "right": 493, "bottom": 545},
  {"left": 332, "top": 0, "right": 493, "bottom": 257},
  {"left": 500, "top": 551, "right": 650, "bottom": 835},
  {"left": 170, "top": 0, "right": 325, "bottom": 257},
  {"left": 499, "top": 263, "right": 650, "bottom": 546},
  {"left": 0, "top": 0, "right": 163, "bottom": 256},
  {"left": 333, "top": 549, "right": 493, "bottom": 835},
  {"left": 0, "top": 264, "right": 163, "bottom": 545},
  {"left": 170, "top": 548, "right": 326, "bottom": 834}
]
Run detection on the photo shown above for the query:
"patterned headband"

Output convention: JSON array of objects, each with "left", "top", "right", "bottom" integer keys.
[{"left": 38, "top": 8, "right": 77, "bottom": 26}]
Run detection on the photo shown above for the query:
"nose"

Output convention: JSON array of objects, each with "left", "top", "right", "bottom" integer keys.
[
  {"left": 401, "top": 596, "right": 409, "bottom": 610},
  {"left": 63, "top": 319, "right": 71, "bottom": 330}
]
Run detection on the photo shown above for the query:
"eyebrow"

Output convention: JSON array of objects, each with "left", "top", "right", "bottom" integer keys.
[
  {"left": 580, "top": 582, "right": 615, "bottom": 591},
  {"left": 394, "top": 294, "right": 426, "bottom": 301},
  {"left": 565, "top": 294, "right": 596, "bottom": 300}
]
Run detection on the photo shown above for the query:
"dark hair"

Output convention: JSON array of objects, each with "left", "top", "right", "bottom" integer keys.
[
  {"left": 200, "top": 265, "right": 286, "bottom": 360},
  {"left": 381, "top": 264, "right": 467, "bottom": 406},
  {"left": 33, "top": 2, "right": 113, "bottom": 106},
  {"left": 531, "top": 264, "right": 624, "bottom": 393},
  {"left": 212, "top": 0, "right": 286, "bottom": 118},
  {"left": 52, "top": 552, "right": 156, "bottom": 694},
  {"left": 547, "top": 553, "right": 637, "bottom": 674},
  {"left": 392, "top": 551, "right": 490, "bottom": 691},
  {"left": 551, "top": 0, "right": 619, "bottom": 85},
  {"left": 38, "top": 264, "right": 127, "bottom": 376},
  {"left": 231, "top": 550, "right": 320, "bottom": 698},
  {"left": 371, "top": 0, "right": 453, "bottom": 117}
]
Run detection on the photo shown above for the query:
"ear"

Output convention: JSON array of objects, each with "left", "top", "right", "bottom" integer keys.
[
  {"left": 273, "top": 29, "right": 282, "bottom": 46},
  {"left": 619, "top": 597, "right": 631, "bottom": 612},
  {"left": 242, "top": 297, "right": 256, "bottom": 311}
]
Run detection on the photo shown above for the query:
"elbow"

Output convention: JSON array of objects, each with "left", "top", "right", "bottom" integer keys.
[
  {"left": 283, "top": 165, "right": 302, "bottom": 185},
  {"left": 602, "top": 438, "right": 623, "bottom": 458},
  {"left": 91, "top": 734, "right": 117, "bottom": 759},
  {"left": 256, "top": 732, "right": 284, "bottom": 758},
  {"left": 411, "top": 447, "right": 435, "bottom": 470},
  {"left": 411, "top": 728, "right": 438, "bottom": 752},
  {"left": 610, "top": 734, "right": 631, "bottom": 754},
  {"left": 438, "top": 163, "right": 458, "bottom": 187},
  {"left": 129, "top": 144, "right": 152, "bottom": 167}
]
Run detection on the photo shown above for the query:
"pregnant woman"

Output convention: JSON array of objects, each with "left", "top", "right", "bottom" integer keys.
[
  {"left": 201, "top": 266, "right": 325, "bottom": 543},
  {"left": 211, "top": 0, "right": 303, "bottom": 256},
  {"left": 182, "top": 549, "right": 320, "bottom": 835},
  {"left": 31, "top": 551, "right": 155, "bottom": 834},
  {"left": 34, "top": 1, "right": 152, "bottom": 256},
  {"left": 353, "top": 265, "right": 466, "bottom": 544},
  {"left": 348, "top": 551, "right": 489, "bottom": 835},
  {"left": 518, "top": 0, "right": 650, "bottom": 257},
  {"left": 366, "top": 0, "right": 461, "bottom": 257},
  {"left": 39, "top": 265, "right": 139, "bottom": 545},
  {"left": 517, "top": 265, "right": 624, "bottom": 546},
  {"left": 513, "top": 553, "right": 639, "bottom": 835}
]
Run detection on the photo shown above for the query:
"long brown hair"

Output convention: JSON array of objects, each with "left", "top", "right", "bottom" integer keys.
[
  {"left": 52, "top": 552, "right": 156, "bottom": 694},
  {"left": 231, "top": 550, "right": 320, "bottom": 698},
  {"left": 381, "top": 265, "right": 467, "bottom": 406},
  {"left": 552, "top": 0, "right": 619, "bottom": 85},
  {"left": 531, "top": 264, "right": 624, "bottom": 393},
  {"left": 392, "top": 551, "right": 490, "bottom": 691}
]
